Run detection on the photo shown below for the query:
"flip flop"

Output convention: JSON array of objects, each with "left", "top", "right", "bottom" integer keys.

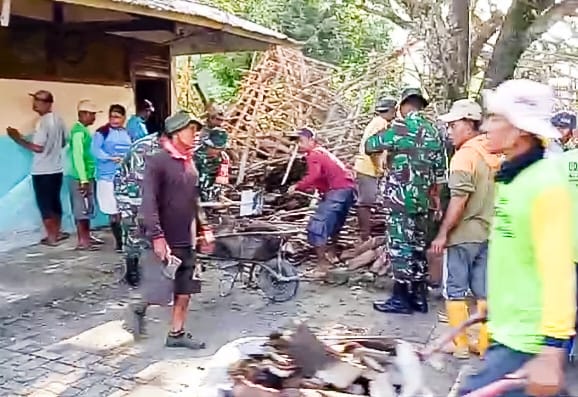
[
  {"left": 90, "top": 235, "right": 105, "bottom": 245},
  {"left": 75, "top": 244, "right": 100, "bottom": 252},
  {"left": 300, "top": 269, "right": 327, "bottom": 280},
  {"left": 40, "top": 238, "right": 59, "bottom": 247},
  {"left": 57, "top": 232, "right": 70, "bottom": 242}
]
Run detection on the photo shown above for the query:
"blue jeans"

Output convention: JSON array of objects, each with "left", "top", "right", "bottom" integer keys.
[{"left": 459, "top": 343, "right": 567, "bottom": 397}]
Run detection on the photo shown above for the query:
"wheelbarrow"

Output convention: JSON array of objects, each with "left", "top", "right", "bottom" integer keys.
[{"left": 197, "top": 229, "right": 300, "bottom": 303}]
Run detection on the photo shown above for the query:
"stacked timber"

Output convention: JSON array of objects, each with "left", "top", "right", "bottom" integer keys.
[{"left": 209, "top": 44, "right": 418, "bottom": 282}]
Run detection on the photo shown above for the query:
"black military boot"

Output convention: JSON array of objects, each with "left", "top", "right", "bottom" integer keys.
[
  {"left": 410, "top": 281, "right": 429, "bottom": 313},
  {"left": 373, "top": 281, "right": 413, "bottom": 314},
  {"left": 125, "top": 256, "right": 141, "bottom": 287}
]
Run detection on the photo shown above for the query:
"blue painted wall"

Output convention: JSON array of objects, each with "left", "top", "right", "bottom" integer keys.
[{"left": 0, "top": 136, "right": 108, "bottom": 252}]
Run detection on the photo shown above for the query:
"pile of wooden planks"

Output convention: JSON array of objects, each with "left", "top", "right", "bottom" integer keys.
[{"left": 215, "top": 44, "right": 415, "bottom": 281}]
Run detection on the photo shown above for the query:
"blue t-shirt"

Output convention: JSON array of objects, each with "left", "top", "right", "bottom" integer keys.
[
  {"left": 126, "top": 115, "right": 148, "bottom": 142},
  {"left": 91, "top": 127, "right": 132, "bottom": 181}
]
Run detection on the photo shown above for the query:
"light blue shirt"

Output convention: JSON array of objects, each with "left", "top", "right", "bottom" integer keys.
[
  {"left": 91, "top": 127, "right": 132, "bottom": 181},
  {"left": 126, "top": 115, "right": 149, "bottom": 142}
]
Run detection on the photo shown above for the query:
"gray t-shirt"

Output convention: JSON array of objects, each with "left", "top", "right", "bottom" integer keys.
[{"left": 31, "top": 113, "right": 67, "bottom": 175}]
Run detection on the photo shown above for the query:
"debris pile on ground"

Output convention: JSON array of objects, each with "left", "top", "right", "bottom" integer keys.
[
  {"left": 226, "top": 323, "right": 431, "bottom": 397},
  {"left": 211, "top": 46, "right": 415, "bottom": 278}
]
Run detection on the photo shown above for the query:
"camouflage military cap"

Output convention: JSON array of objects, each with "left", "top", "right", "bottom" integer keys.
[
  {"left": 400, "top": 88, "right": 429, "bottom": 108},
  {"left": 164, "top": 110, "right": 203, "bottom": 136},
  {"left": 376, "top": 98, "right": 397, "bottom": 113},
  {"left": 203, "top": 128, "right": 228, "bottom": 149}
]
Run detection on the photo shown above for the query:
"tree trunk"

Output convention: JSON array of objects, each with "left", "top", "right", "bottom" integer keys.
[{"left": 483, "top": 0, "right": 555, "bottom": 88}]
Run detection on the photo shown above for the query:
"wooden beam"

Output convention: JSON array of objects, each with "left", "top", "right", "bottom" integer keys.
[
  {"left": 61, "top": 18, "right": 175, "bottom": 32},
  {"left": 0, "top": 0, "right": 11, "bottom": 27},
  {"left": 52, "top": 2, "right": 64, "bottom": 24}
]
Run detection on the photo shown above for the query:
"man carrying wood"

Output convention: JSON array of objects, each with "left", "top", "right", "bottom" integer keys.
[
  {"left": 429, "top": 99, "right": 500, "bottom": 359},
  {"left": 288, "top": 128, "right": 356, "bottom": 278},
  {"left": 366, "top": 88, "right": 446, "bottom": 315},
  {"left": 353, "top": 98, "right": 397, "bottom": 240},
  {"left": 459, "top": 80, "right": 576, "bottom": 397}
]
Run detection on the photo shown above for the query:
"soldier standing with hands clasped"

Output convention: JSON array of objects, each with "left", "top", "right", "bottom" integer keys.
[{"left": 366, "top": 88, "right": 446, "bottom": 315}]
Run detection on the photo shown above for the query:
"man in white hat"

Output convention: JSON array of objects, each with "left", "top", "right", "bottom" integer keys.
[
  {"left": 431, "top": 99, "right": 500, "bottom": 360},
  {"left": 67, "top": 100, "right": 102, "bottom": 250},
  {"left": 459, "top": 80, "right": 576, "bottom": 397}
]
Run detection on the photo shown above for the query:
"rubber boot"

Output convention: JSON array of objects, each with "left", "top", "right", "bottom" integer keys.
[
  {"left": 125, "top": 256, "right": 141, "bottom": 287},
  {"left": 410, "top": 281, "right": 429, "bottom": 313},
  {"left": 111, "top": 221, "right": 123, "bottom": 253},
  {"left": 357, "top": 206, "right": 373, "bottom": 241},
  {"left": 476, "top": 300, "right": 489, "bottom": 358},
  {"left": 446, "top": 300, "right": 470, "bottom": 359},
  {"left": 373, "top": 282, "right": 413, "bottom": 314}
]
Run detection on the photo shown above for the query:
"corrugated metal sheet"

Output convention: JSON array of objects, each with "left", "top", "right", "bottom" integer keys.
[{"left": 110, "top": 0, "right": 298, "bottom": 44}]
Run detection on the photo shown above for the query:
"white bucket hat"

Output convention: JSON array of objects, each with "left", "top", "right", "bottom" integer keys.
[{"left": 482, "top": 79, "right": 560, "bottom": 139}]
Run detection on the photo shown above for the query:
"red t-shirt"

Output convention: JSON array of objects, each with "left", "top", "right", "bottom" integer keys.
[{"left": 295, "top": 146, "right": 355, "bottom": 194}]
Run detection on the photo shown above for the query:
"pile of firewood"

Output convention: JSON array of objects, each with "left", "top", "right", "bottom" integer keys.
[
  {"left": 211, "top": 45, "right": 419, "bottom": 279},
  {"left": 225, "top": 323, "right": 430, "bottom": 397}
]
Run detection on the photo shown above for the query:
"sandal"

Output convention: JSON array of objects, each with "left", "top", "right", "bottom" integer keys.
[
  {"left": 300, "top": 269, "right": 327, "bottom": 280},
  {"left": 40, "top": 238, "right": 59, "bottom": 247},
  {"left": 75, "top": 244, "right": 100, "bottom": 252},
  {"left": 57, "top": 232, "right": 70, "bottom": 242}
]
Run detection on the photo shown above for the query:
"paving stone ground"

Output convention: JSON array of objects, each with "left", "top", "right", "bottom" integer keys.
[{"left": 0, "top": 233, "right": 575, "bottom": 396}]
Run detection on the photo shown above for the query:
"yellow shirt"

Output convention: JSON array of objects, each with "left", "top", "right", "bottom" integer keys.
[{"left": 354, "top": 116, "right": 389, "bottom": 177}]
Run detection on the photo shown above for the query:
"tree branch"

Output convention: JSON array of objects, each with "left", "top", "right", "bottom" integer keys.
[
  {"left": 471, "top": 9, "right": 504, "bottom": 61},
  {"left": 524, "top": 0, "right": 578, "bottom": 45},
  {"left": 358, "top": 1, "right": 413, "bottom": 29}
]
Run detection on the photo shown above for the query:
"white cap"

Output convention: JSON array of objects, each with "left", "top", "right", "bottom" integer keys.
[
  {"left": 482, "top": 79, "right": 560, "bottom": 139},
  {"left": 77, "top": 99, "right": 102, "bottom": 113},
  {"left": 439, "top": 99, "right": 482, "bottom": 122}
]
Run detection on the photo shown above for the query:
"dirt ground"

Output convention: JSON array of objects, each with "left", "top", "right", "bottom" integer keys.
[{"left": 0, "top": 232, "right": 575, "bottom": 396}]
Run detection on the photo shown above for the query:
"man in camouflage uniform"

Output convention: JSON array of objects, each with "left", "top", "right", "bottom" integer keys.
[
  {"left": 113, "top": 131, "right": 164, "bottom": 285},
  {"left": 194, "top": 128, "right": 230, "bottom": 202},
  {"left": 366, "top": 88, "right": 446, "bottom": 315}
]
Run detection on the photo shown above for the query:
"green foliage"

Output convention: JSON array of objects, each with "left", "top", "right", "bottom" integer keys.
[
  {"left": 195, "top": 0, "right": 395, "bottom": 101},
  {"left": 196, "top": 53, "right": 253, "bottom": 102}
]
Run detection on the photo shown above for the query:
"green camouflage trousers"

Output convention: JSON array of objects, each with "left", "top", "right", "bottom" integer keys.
[
  {"left": 387, "top": 211, "right": 430, "bottom": 282},
  {"left": 121, "top": 217, "right": 151, "bottom": 260}
]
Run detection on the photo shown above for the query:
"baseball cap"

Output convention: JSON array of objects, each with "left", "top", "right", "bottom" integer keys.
[
  {"left": 551, "top": 111, "right": 576, "bottom": 130},
  {"left": 164, "top": 110, "right": 203, "bottom": 135},
  {"left": 29, "top": 90, "right": 54, "bottom": 103},
  {"left": 77, "top": 99, "right": 102, "bottom": 113},
  {"left": 297, "top": 127, "right": 316, "bottom": 139},
  {"left": 439, "top": 99, "right": 482, "bottom": 123},
  {"left": 375, "top": 98, "right": 397, "bottom": 113},
  {"left": 482, "top": 79, "right": 560, "bottom": 139}
]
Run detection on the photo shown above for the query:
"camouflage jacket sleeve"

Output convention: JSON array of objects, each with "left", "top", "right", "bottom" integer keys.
[
  {"left": 431, "top": 125, "right": 447, "bottom": 184},
  {"left": 114, "top": 155, "right": 132, "bottom": 220},
  {"left": 365, "top": 124, "right": 397, "bottom": 154}
]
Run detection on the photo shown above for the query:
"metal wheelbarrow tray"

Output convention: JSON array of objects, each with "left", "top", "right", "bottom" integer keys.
[{"left": 197, "top": 232, "right": 300, "bottom": 302}]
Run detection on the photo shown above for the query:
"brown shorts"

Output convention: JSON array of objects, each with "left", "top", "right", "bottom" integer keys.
[{"left": 357, "top": 174, "right": 378, "bottom": 206}]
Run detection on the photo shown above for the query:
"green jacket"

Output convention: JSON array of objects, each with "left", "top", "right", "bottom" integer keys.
[{"left": 68, "top": 122, "right": 96, "bottom": 182}]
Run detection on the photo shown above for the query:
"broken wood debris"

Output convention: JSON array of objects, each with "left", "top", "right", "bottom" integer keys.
[{"left": 227, "top": 324, "right": 434, "bottom": 397}]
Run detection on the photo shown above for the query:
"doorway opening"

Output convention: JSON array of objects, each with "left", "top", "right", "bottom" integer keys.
[{"left": 134, "top": 78, "right": 169, "bottom": 135}]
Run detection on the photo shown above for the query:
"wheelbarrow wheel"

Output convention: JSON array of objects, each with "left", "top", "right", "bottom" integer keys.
[{"left": 258, "top": 258, "right": 299, "bottom": 303}]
